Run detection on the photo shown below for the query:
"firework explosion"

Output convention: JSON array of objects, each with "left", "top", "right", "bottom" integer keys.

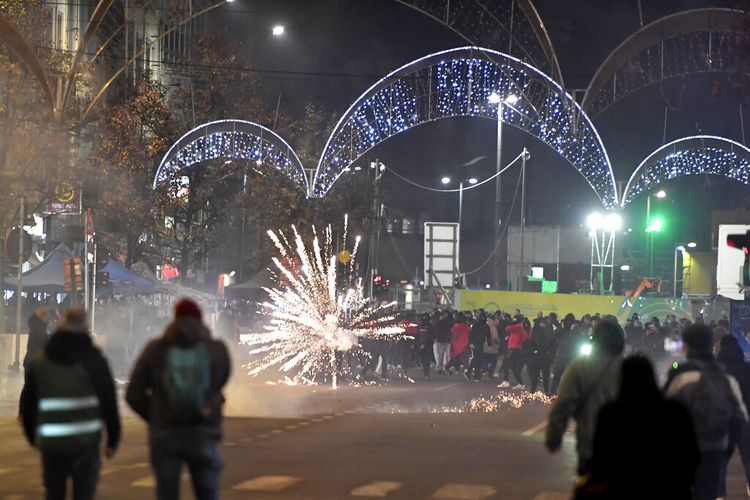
[{"left": 242, "top": 218, "right": 404, "bottom": 387}]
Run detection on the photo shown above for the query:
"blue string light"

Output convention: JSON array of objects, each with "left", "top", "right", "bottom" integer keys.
[
  {"left": 621, "top": 135, "right": 750, "bottom": 206},
  {"left": 313, "top": 46, "right": 618, "bottom": 207}
]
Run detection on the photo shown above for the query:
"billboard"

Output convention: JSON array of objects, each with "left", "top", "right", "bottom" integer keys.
[
  {"left": 424, "top": 222, "right": 459, "bottom": 289},
  {"left": 458, "top": 289, "right": 691, "bottom": 324}
]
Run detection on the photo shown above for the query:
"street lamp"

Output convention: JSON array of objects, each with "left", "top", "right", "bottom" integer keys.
[
  {"left": 272, "top": 25, "right": 285, "bottom": 36},
  {"left": 488, "top": 91, "right": 520, "bottom": 289},
  {"left": 586, "top": 211, "right": 622, "bottom": 293},
  {"left": 441, "top": 176, "right": 451, "bottom": 185},
  {"left": 645, "top": 189, "right": 666, "bottom": 276}
]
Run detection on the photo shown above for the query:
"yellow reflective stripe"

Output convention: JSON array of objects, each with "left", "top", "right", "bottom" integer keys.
[
  {"left": 38, "top": 419, "right": 103, "bottom": 437},
  {"left": 39, "top": 396, "right": 99, "bottom": 412}
]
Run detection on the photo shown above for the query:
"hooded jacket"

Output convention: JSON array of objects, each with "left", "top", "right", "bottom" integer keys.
[
  {"left": 125, "top": 316, "right": 230, "bottom": 436},
  {"left": 20, "top": 327, "right": 121, "bottom": 451}
]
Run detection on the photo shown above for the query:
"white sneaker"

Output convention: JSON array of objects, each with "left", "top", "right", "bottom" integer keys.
[
  {"left": 498, "top": 381, "right": 511, "bottom": 388},
  {"left": 512, "top": 384, "right": 525, "bottom": 390}
]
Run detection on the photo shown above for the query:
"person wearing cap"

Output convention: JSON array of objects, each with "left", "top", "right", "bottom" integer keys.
[
  {"left": 665, "top": 324, "right": 748, "bottom": 500},
  {"left": 545, "top": 319, "right": 625, "bottom": 474},
  {"left": 126, "top": 298, "right": 230, "bottom": 500},
  {"left": 19, "top": 307, "right": 120, "bottom": 500}
]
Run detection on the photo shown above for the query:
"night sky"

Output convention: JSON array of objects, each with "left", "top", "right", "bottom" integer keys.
[{"left": 208, "top": 0, "right": 750, "bottom": 281}]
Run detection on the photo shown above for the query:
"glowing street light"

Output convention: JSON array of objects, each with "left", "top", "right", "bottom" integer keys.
[
  {"left": 272, "top": 25, "right": 285, "bottom": 36},
  {"left": 655, "top": 189, "right": 667, "bottom": 198},
  {"left": 467, "top": 177, "right": 478, "bottom": 185},
  {"left": 441, "top": 176, "right": 451, "bottom": 185},
  {"left": 687, "top": 241, "right": 697, "bottom": 248}
]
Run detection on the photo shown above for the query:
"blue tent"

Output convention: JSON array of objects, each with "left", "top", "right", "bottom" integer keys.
[
  {"left": 100, "top": 258, "right": 156, "bottom": 295},
  {"left": 5, "top": 243, "right": 72, "bottom": 293}
]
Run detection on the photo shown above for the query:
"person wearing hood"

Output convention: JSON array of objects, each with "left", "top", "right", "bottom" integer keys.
[
  {"left": 126, "top": 299, "right": 230, "bottom": 500},
  {"left": 581, "top": 356, "right": 699, "bottom": 499},
  {"left": 19, "top": 308, "right": 120, "bottom": 500},
  {"left": 546, "top": 319, "right": 625, "bottom": 474},
  {"left": 24, "top": 307, "right": 50, "bottom": 371}
]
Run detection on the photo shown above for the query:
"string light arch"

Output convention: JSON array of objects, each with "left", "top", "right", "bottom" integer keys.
[
  {"left": 621, "top": 135, "right": 750, "bottom": 206},
  {"left": 152, "top": 119, "right": 308, "bottom": 193},
  {"left": 583, "top": 8, "right": 750, "bottom": 118},
  {"left": 313, "top": 46, "right": 618, "bottom": 207},
  {"left": 394, "top": 0, "right": 563, "bottom": 84}
]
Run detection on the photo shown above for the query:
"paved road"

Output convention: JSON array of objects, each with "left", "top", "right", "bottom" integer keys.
[{"left": 0, "top": 371, "right": 747, "bottom": 499}]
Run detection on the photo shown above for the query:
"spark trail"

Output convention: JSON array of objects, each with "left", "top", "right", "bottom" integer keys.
[{"left": 242, "top": 219, "right": 404, "bottom": 388}]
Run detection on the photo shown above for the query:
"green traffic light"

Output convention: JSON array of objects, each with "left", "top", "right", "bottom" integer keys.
[{"left": 646, "top": 217, "right": 664, "bottom": 233}]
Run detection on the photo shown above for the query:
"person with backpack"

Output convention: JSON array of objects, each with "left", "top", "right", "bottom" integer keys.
[
  {"left": 581, "top": 355, "right": 699, "bottom": 499},
  {"left": 19, "top": 308, "right": 120, "bottom": 500},
  {"left": 716, "top": 334, "right": 750, "bottom": 498},
  {"left": 526, "top": 316, "right": 555, "bottom": 394},
  {"left": 665, "top": 324, "right": 748, "bottom": 500},
  {"left": 126, "top": 299, "right": 231, "bottom": 500}
]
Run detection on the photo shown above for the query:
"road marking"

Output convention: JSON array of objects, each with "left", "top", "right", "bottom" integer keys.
[
  {"left": 335, "top": 412, "right": 344, "bottom": 416},
  {"left": 350, "top": 481, "right": 402, "bottom": 497},
  {"left": 132, "top": 472, "right": 189, "bottom": 488},
  {"left": 298, "top": 422, "right": 310, "bottom": 426},
  {"left": 431, "top": 483, "right": 497, "bottom": 499},
  {"left": 433, "top": 382, "right": 462, "bottom": 392},
  {"left": 232, "top": 475, "right": 302, "bottom": 492},
  {"left": 533, "top": 492, "right": 569, "bottom": 500},
  {"left": 256, "top": 433, "right": 270, "bottom": 438},
  {"left": 522, "top": 420, "right": 548, "bottom": 436},
  {"left": 284, "top": 425, "right": 297, "bottom": 430},
  {"left": 270, "top": 429, "right": 283, "bottom": 434},
  {"left": 311, "top": 418, "right": 323, "bottom": 422},
  {"left": 322, "top": 415, "right": 334, "bottom": 420}
]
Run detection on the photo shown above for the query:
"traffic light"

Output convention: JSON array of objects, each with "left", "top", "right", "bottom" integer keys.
[
  {"left": 727, "top": 230, "right": 750, "bottom": 299},
  {"left": 64, "top": 257, "right": 84, "bottom": 292}
]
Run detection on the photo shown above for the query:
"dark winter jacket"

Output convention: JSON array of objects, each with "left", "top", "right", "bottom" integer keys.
[
  {"left": 469, "top": 322, "right": 490, "bottom": 351},
  {"left": 433, "top": 316, "right": 453, "bottom": 344},
  {"left": 717, "top": 338, "right": 750, "bottom": 409},
  {"left": 20, "top": 328, "right": 121, "bottom": 450},
  {"left": 125, "top": 317, "right": 231, "bottom": 436},
  {"left": 528, "top": 323, "right": 555, "bottom": 360},
  {"left": 23, "top": 313, "right": 49, "bottom": 370}
]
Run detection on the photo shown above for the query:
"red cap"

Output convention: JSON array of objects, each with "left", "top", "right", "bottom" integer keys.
[{"left": 174, "top": 299, "right": 202, "bottom": 319}]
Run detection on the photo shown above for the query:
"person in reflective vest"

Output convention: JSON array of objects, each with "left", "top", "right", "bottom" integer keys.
[{"left": 20, "top": 308, "right": 121, "bottom": 500}]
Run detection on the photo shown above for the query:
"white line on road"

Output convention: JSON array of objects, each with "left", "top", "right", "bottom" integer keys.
[
  {"left": 232, "top": 475, "right": 302, "bottom": 492},
  {"left": 431, "top": 483, "right": 497, "bottom": 499},
  {"left": 522, "top": 420, "right": 548, "bottom": 436},
  {"left": 532, "top": 492, "right": 569, "bottom": 500},
  {"left": 350, "top": 481, "right": 402, "bottom": 497},
  {"left": 432, "top": 382, "right": 462, "bottom": 392}
]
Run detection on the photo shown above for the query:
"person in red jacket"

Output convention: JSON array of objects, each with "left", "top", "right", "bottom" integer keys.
[
  {"left": 498, "top": 315, "right": 530, "bottom": 389},
  {"left": 446, "top": 312, "right": 470, "bottom": 375}
]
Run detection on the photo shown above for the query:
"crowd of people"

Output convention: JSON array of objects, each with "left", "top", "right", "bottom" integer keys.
[{"left": 356, "top": 307, "right": 729, "bottom": 394}]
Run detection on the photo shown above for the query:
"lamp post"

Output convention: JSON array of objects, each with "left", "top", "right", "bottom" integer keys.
[
  {"left": 645, "top": 189, "right": 666, "bottom": 276},
  {"left": 488, "top": 91, "right": 519, "bottom": 289}
]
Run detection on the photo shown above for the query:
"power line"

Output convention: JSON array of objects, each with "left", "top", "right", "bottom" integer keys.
[{"left": 382, "top": 152, "right": 524, "bottom": 193}]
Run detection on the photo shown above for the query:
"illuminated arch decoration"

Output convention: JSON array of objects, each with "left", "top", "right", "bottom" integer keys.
[
  {"left": 394, "top": 0, "right": 563, "bottom": 83},
  {"left": 153, "top": 119, "right": 308, "bottom": 193},
  {"left": 583, "top": 8, "right": 750, "bottom": 118},
  {"left": 621, "top": 135, "right": 750, "bottom": 206},
  {"left": 313, "top": 47, "right": 617, "bottom": 207}
]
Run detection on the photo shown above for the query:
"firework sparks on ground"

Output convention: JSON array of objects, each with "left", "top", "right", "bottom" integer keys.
[
  {"left": 242, "top": 218, "right": 404, "bottom": 388},
  {"left": 387, "top": 390, "right": 554, "bottom": 414}
]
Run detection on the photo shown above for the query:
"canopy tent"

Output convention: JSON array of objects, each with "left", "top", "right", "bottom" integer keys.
[
  {"left": 224, "top": 268, "right": 274, "bottom": 299},
  {"left": 5, "top": 243, "right": 72, "bottom": 293},
  {"left": 101, "top": 258, "right": 156, "bottom": 295}
]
